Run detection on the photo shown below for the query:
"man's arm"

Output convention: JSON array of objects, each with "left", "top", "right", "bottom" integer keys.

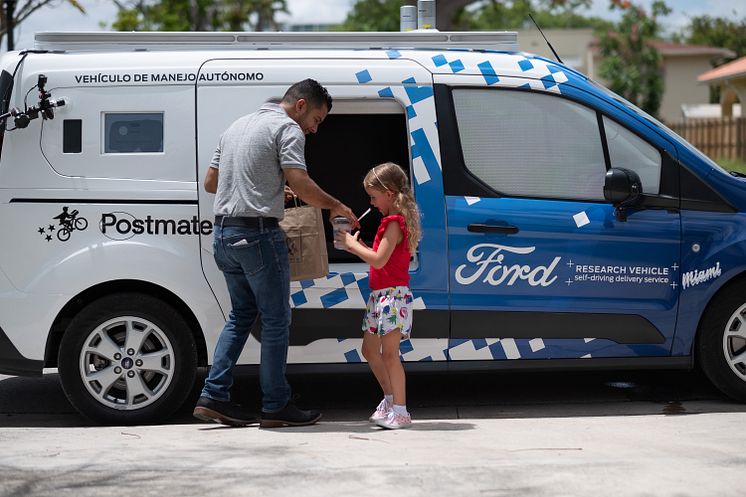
[
  {"left": 204, "top": 167, "right": 218, "bottom": 194},
  {"left": 283, "top": 168, "right": 359, "bottom": 228}
]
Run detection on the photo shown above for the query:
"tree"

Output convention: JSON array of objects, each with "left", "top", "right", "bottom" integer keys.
[
  {"left": 675, "top": 14, "right": 746, "bottom": 61},
  {"left": 224, "top": 0, "right": 288, "bottom": 31},
  {"left": 1, "top": 0, "right": 85, "bottom": 49},
  {"left": 341, "top": 0, "right": 414, "bottom": 32},
  {"left": 672, "top": 14, "right": 746, "bottom": 104},
  {"left": 458, "top": 0, "right": 608, "bottom": 30},
  {"left": 340, "top": 0, "right": 478, "bottom": 31},
  {"left": 597, "top": 0, "right": 671, "bottom": 118},
  {"left": 111, "top": 0, "right": 287, "bottom": 32},
  {"left": 342, "top": 0, "right": 599, "bottom": 32}
]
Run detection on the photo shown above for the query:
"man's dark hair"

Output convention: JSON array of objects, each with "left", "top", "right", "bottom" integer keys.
[{"left": 282, "top": 78, "right": 333, "bottom": 112}]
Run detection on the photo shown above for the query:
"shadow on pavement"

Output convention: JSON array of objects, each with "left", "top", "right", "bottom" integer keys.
[{"left": 1, "top": 368, "right": 744, "bottom": 428}]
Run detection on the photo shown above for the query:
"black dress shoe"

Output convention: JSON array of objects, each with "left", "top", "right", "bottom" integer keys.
[
  {"left": 193, "top": 396, "right": 259, "bottom": 426},
  {"left": 260, "top": 401, "right": 322, "bottom": 428}
]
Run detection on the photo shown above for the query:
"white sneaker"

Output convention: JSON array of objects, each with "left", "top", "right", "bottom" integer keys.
[
  {"left": 375, "top": 410, "right": 412, "bottom": 430},
  {"left": 368, "top": 398, "right": 391, "bottom": 423}
]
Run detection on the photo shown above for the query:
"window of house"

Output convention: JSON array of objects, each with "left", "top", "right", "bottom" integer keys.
[{"left": 452, "top": 89, "right": 607, "bottom": 201}]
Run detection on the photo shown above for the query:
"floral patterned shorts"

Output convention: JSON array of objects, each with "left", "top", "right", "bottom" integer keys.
[{"left": 362, "top": 286, "right": 414, "bottom": 339}]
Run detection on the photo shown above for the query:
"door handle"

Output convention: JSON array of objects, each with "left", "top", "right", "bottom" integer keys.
[{"left": 467, "top": 223, "right": 519, "bottom": 234}]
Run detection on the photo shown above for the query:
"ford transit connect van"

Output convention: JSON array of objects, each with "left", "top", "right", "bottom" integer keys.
[{"left": 1, "top": 31, "right": 745, "bottom": 423}]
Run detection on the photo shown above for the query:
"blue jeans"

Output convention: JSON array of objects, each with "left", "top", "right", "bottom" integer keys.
[{"left": 201, "top": 222, "right": 291, "bottom": 412}]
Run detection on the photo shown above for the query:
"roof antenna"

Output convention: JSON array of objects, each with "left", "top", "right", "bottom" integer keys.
[{"left": 528, "top": 13, "right": 563, "bottom": 64}]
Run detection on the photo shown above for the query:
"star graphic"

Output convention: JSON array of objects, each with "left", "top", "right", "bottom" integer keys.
[
  {"left": 38, "top": 227, "right": 45, "bottom": 234},
  {"left": 45, "top": 235, "right": 52, "bottom": 242},
  {"left": 48, "top": 224, "right": 55, "bottom": 231}
]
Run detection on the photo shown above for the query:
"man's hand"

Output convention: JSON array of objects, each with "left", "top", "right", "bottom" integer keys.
[
  {"left": 283, "top": 169, "right": 359, "bottom": 228},
  {"left": 330, "top": 202, "right": 359, "bottom": 229},
  {"left": 284, "top": 185, "right": 297, "bottom": 203}
]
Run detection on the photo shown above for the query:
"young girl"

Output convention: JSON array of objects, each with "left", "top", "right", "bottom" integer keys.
[{"left": 336, "top": 162, "right": 421, "bottom": 429}]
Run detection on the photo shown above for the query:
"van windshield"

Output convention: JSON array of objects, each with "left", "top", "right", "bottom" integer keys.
[{"left": 0, "top": 69, "right": 13, "bottom": 160}]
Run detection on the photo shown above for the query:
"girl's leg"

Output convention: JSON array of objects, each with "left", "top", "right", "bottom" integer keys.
[
  {"left": 381, "top": 328, "right": 406, "bottom": 406},
  {"left": 361, "top": 331, "right": 391, "bottom": 396}
]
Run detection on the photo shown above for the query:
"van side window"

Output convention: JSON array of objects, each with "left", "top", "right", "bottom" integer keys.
[
  {"left": 104, "top": 113, "right": 164, "bottom": 153},
  {"left": 603, "top": 116, "right": 661, "bottom": 194},
  {"left": 452, "top": 89, "right": 606, "bottom": 201}
]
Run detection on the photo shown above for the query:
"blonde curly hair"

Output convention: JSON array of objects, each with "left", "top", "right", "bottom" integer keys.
[{"left": 363, "top": 162, "right": 421, "bottom": 254}]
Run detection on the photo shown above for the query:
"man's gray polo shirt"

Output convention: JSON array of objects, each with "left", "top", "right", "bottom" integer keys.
[{"left": 210, "top": 102, "right": 306, "bottom": 220}]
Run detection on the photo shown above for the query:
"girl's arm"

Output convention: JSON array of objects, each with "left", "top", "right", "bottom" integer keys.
[{"left": 341, "top": 221, "right": 402, "bottom": 269}]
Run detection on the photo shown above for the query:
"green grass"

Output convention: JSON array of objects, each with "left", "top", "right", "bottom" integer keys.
[{"left": 716, "top": 158, "right": 746, "bottom": 175}]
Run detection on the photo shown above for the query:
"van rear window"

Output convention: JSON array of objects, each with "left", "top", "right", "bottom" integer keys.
[{"left": 104, "top": 112, "right": 163, "bottom": 153}]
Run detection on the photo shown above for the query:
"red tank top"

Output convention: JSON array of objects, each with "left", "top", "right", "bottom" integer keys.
[{"left": 369, "top": 215, "right": 410, "bottom": 290}]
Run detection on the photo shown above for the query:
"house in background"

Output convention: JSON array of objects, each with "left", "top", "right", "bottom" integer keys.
[
  {"left": 698, "top": 56, "right": 746, "bottom": 119},
  {"left": 681, "top": 103, "right": 741, "bottom": 120},
  {"left": 518, "top": 28, "right": 734, "bottom": 123}
]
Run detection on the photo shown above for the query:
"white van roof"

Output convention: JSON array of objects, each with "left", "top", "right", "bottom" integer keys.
[{"left": 34, "top": 31, "right": 519, "bottom": 53}]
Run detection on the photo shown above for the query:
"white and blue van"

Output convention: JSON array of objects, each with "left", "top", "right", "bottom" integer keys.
[{"left": 0, "top": 30, "right": 744, "bottom": 424}]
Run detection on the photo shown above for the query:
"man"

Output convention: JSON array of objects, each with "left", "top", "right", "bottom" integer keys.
[{"left": 193, "top": 79, "right": 358, "bottom": 428}]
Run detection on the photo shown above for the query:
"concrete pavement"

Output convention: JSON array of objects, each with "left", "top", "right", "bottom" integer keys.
[
  {"left": 1, "top": 409, "right": 745, "bottom": 497},
  {"left": 2, "top": 371, "right": 746, "bottom": 496}
]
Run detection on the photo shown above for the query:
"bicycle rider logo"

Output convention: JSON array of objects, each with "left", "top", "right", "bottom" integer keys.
[{"left": 37, "top": 206, "right": 89, "bottom": 242}]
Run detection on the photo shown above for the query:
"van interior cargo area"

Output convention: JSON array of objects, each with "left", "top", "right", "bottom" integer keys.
[{"left": 305, "top": 113, "right": 409, "bottom": 263}]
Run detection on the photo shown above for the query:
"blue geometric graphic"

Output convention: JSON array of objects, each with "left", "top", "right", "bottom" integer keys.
[
  {"left": 410, "top": 128, "right": 440, "bottom": 179},
  {"left": 356, "top": 69, "right": 372, "bottom": 84},
  {"left": 478, "top": 61, "right": 499, "bottom": 85},
  {"left": 378, "top": 87, "right": 394, "bottom": 98},
  {"left": 344, "top": 349, "right": 362, "bottom": 363},
  {"left": 448, "top": 59, "right": 465, "bottom": 73},
  {"left": 402, "top": 77, "right": 434, "bottom": 104},
  {"left": 518, "top": 59, "right": 534, "bottom": 71},
  {"left": 291, "top": 291, "right": 307, "bottom": 307},
  {"left": 320, "top": 287, "right": 350, "bottom": 308},
  {"left": 432, "top": 54, "right": 448, "bottom": 67}
]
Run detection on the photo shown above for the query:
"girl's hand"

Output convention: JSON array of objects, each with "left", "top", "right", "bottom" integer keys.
[
  {"left": 354, "top": 233, "right": 370, "bottom": 249},
  {"left": 334, "top": 230, "right": 361, "bottom": 251}
]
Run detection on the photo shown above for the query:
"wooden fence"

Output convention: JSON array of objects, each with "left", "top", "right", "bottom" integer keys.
[{"left": 667, "top": 117, "right": 746, "bottom": 161}]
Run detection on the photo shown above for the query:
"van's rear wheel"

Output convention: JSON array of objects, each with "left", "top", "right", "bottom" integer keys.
[
  {"left": 698, "top": 280, "right": 746, "bottom": 401},
  {"left": 58, "top": 293, "right": 197, "bottom": 424}
]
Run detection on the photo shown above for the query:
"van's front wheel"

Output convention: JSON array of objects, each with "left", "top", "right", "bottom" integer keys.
[
  {"left": 58, "top": 293, "right": 197, "bottom": 424},
  {"left": 698, "top": 281, "right": 746, "bottom": 401}
]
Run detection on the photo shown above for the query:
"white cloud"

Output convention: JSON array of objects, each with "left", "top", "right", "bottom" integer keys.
[{"left": 279, "top": 0, "right": 354, "bottom": 24}]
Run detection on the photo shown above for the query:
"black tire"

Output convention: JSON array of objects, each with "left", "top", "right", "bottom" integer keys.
[
  {"left": 58, "top": 293, "right": 197, "bottom": 424},
  {"left": 697, "top": 279, "right": 746, "bottom": 401}
]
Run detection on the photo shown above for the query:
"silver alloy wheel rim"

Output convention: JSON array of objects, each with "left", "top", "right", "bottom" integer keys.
[
  {"left": 79, "top": 315, "right": 175, "bottom": 410},
  {"left": 723, "top": 302, "right": 746, "bottom": 380}
]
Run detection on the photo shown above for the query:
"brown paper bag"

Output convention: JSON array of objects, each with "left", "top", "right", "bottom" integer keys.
[{"left": 279, "top": 203, "right": 329, "bottom": 281}]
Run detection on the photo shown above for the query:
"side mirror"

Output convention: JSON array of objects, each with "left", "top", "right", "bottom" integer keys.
[{"left": 604, "top": 168, "right": 642, "bottom": 222}]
